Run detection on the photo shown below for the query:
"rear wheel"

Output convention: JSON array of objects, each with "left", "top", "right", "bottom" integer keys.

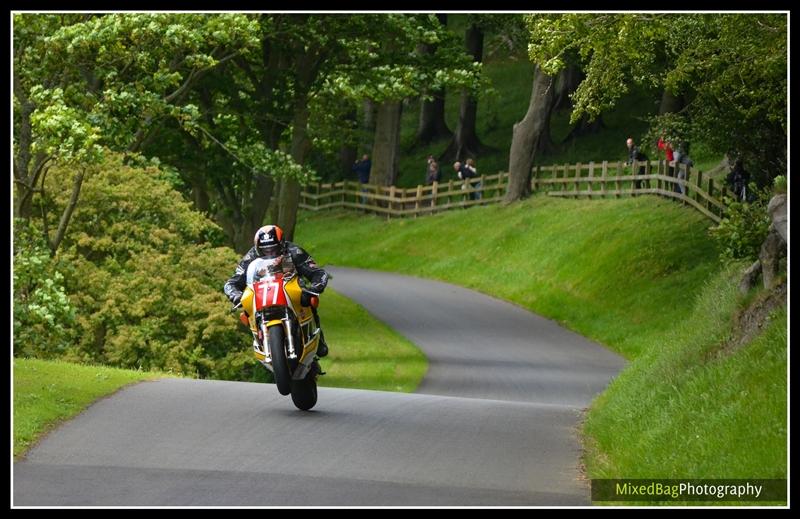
[
  {"left": 268, "top": 325, "right": 291, "bottom": 396},
  {"left": 291, "top": 372, "right": 318, "bottom": 411}
]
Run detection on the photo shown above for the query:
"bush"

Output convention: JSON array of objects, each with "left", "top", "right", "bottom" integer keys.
[
  {"left": 39, "top": 153, "right": 253, "bottom": 378},
  {"left": 13, "top": 221, "right": 76, "bottom": 358},
  {"left": 710, "top": 183, "right": 772, "bottom": 263}
]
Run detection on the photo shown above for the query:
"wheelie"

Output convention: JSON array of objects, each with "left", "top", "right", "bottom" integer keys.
[{"left": 224, "top": 225, "right": 330, "bottom": 410}]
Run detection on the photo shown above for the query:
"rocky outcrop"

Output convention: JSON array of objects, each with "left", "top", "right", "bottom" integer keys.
[{"left": 740, "top": 194, "right": 787, "bottom": 293}]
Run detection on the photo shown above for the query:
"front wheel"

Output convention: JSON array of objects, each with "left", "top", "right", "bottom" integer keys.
[
  {"left": 268, "top": 325, "right": 291, "bottom": 396},
  {"left": 291, "top": 374, "right": 318, "bottom": 411}
]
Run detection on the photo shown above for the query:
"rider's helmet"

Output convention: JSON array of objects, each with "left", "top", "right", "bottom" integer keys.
[{"left": 253, "top": 225, "right": 285, "bottom": 259}]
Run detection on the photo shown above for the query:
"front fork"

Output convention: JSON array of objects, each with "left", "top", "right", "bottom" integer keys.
[{"left": 261, "top": 309, "right": 297, "bottom": 361}]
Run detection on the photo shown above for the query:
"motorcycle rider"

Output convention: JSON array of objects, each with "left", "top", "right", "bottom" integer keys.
[{"left": 224, "top": 224, "right": 330, "bottom": 358}]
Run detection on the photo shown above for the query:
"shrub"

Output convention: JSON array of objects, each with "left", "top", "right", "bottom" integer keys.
[
  {"left": 710, "top": 183, "right": 772, "bottom": 263},
  {"left": 39, "top": 153, "right": 252, "bottom": 378}
]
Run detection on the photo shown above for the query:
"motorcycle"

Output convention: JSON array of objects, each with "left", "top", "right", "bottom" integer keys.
[{"left": 235, "top": 255, "right": 323, "bottom": 411}]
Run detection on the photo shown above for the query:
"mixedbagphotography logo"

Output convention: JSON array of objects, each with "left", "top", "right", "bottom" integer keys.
[{"left": 592, "top": 479, "right": 787, "bottom": 503}]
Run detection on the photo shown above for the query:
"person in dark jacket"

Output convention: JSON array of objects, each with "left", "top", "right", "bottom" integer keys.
[
  {"left": 352, "top": 154, "right": 371, "bottom": 205},
  {"left": 626, "top": 137, "right": 650, "bottom": 189},
  {"left": 726, "top": 158, "right": 750, "bottom": 202},
  {"left": 224, "top": 225, "right": 330, "bottom": 357}
]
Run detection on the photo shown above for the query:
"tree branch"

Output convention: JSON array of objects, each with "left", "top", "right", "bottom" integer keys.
[{"left": 49, "top": 167, "right": 86, "bottom": 255}]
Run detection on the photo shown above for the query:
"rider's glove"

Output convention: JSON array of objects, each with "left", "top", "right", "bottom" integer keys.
[
  {"left": 309, "top": 283, "right": 325, "bottom": 295},
  {"left": 230, "top": 290, "right": 243, "bottom": 306}
]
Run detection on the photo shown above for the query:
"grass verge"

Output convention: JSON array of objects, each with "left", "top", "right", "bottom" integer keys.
[
  {"left": 297, "top": 195, "right": 720, "bottom": 360},
  {"left": 318, "top": 288, "right": 428, "bottom": 392},
  {"left": 584, "top": 264, "right": 787, "bottom": 503},
  {"left": 13, "top": 358, "right": 168, "bottom": 459}
]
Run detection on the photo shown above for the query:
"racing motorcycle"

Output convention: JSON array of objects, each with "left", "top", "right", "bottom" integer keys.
[{"left": 235, "top": 255, "right": 323, "bottom": 411}]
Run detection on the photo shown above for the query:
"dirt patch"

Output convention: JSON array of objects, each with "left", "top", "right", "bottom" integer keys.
[{"left": 712, "top": 281, "right": 787, "bottom": 360}]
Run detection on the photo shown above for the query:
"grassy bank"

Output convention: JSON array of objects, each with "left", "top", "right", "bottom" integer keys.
[
  {"left": 585, "top": 265, "right": 787, "bottom": 503},
  {"left": 13, "top": 358, "right": 168, "bottom": 459},
  {"left": 320, "top": 288, "right": 427, "bottom": 392},
  {"left": 297, "top": 195, "right": 721, "bottom": 359},
  {"left": 295, "top": 195, "right": 786, "bottom": 490}
]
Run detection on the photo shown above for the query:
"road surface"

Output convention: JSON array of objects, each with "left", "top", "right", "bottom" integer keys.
[{"left": 14, "top": 267, "right": 625, "bottom": 506}]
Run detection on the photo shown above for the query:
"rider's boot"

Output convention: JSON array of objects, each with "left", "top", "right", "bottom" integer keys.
[{"left": 312, "top": 307, "right": 329, "bottom": 358}]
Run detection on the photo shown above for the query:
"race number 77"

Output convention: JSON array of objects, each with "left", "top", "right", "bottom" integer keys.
[{"left": 261, "top": 281, "right": 280, "bottom": 306}]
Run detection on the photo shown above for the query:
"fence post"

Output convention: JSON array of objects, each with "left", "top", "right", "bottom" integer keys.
[
  {"left": 389, "top": 185, "right": 396, "bottom": 218},
  {"left": 448, "top": 179, "right": 454, "bottom": 205},
  {"left": 707, "top": 178, "right": 714, "bottom": 212},
  {"left": 616, "top": 161, "right": 622, "bottom": 198},
  {"left": 588, "top": 161, "right": 595, "bottom": 198},
  {"left": 601, "top": 161, "right": 608, "bottom": 197},
  {"left": 415, "top": 185, "right": 423, "bottom": 217},
  {"left": 695, "top": 171, "right": 703, "bottom": 204},
  {"left": 562, "top": 163, "right": 569, "bottom": 192},
  {"left": 431, "top": 181, "right": 438, "bottom": 212},
  {"left": 532, "top": 166, "right": 540, "bottom": 194},
  {"left": 574, "top": 162, "right": 581, "bottom": 194}
]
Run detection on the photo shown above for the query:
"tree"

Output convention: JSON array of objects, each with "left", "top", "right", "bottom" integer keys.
[
  {"left": 505, "top": 65, "right": 556, "bottom": 202},
  {"left": 320, "top": 14, "right": 484, "bottom": 187},
  {"left": 13, "top": 13, "right": 260, "bottom": 253},
  {"left": 526, "top": 13, "right": 787, "bottom": 185},
  {"left": 415, "top": 14, "right": 453, "bottom": 145}
]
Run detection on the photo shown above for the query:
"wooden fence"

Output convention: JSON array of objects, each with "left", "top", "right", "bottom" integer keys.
[
  {"left": 299, "top": 171, "right": 511, "bottom": 218},
  {"left": 300, "top": 160, "right": 726, "bottom": 223}
]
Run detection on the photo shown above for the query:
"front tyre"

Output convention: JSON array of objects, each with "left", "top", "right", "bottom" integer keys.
[
  {"left": 268, "top": 325, "right": 291, "bottom": 396},
  {"left": 291, "top": 373, "right": 318, "bottom": 411}
]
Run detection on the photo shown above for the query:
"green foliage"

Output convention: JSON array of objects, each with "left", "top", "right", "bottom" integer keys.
[
  {"left": 42, "top": 153, "right": 248, "bottom": 378},
  {"left": 709, "top": 185, "right": 772, "bottom": 262},
  {"left": 524, "top": 13, "right": 787, "bottom": 185},
  {"left": 13, "top": 222, "right": 76, "bottom": 358},
  {"left": 773, "top": 175, "right": 787, "bottom": 195}
]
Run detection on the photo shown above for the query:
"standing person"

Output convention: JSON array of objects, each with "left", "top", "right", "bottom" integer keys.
[
  {"left": 726, "top": 157, "right": 750, "bottom": 202},
  {"left": 426, "top": 156, "right": 441, "bottom": 185},
  {"left": 673, "top": 143, "right": 693, "bottom": 195},
  {"left": 352, "top": 154, "right": 371, "bottom": 206},
  {"left": 454, "top": 160, "right": 479, "bottom": 201},
  {"left": 626, "top": 137, "right": 649, "bottom": 190},
  {"left": 658, "top": 136, "right": 675, "bottom": 178},
  {"left": 464, "top": 158, "right": 481, "bottom": 200}
]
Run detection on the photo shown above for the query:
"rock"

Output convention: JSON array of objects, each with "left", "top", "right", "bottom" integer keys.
[
  {"left": 767, "top": 194, "right": 787, "bottom": 242},
  {"left": 740, "top": 260, "right": 762, "bottom": 295}
]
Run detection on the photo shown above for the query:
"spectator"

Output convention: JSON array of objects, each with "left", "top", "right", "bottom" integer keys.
[
  {"left": 352, "top": 154, "right": 371, "bottom": 206},
  {"left": 465, "top": 158, "right": 482, "bottom": 200},
  {"left": 726, "top": 157, "right": 750, "bottom": 202},
  {"left": 626, "top": 137, "right": 649, "bottom": 190},
  {"left": 658, "top": 136, "right": 675, "bottom": 178},
  {"left": 454, "top": 160, "right": 479, "bottom": 201},
  {"left": 673, "top": 144, "right": 694, "bottom": 196},
  {"left": 426, "top": 157, "right": 441, "bottom": 185}
]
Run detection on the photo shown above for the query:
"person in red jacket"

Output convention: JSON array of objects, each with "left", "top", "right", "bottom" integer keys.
[{"left": 658, "top": 136, "right": 675, "bottom": 178}]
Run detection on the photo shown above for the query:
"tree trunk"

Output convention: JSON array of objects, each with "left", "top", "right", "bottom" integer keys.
[
  {"left": 370, "top": 100, "right": 403, "bottom": 186},
  {"left": 361, "top": 98, "right": 378, "bottom": 155},
  {"left": 417, "top": 91, "right": 452, "bottom": 145},
  {"left": 440, "top": 22, "right": 486, "bottom": 163},
  {"left": 339, "top": 144, "right": 357, "bottom": 181},
  {"left": 278, "top": 100, "right": 313, "bottom": 241},
  {"left": 505, "top": 66, "right": 556, "bottom": 202},
  {"left": 562, "top": 113, "right": 606, "bottom": 143},
  {"left": 659, "top": 89, "right": 685, "bottom": 115},
  {"left": 415, "top": 14, "right": 452, "bottom": 145}
]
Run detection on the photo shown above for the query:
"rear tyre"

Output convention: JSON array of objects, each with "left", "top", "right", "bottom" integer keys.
[{"left": 268, "top": 325, "right": 291, "bottom": 396}]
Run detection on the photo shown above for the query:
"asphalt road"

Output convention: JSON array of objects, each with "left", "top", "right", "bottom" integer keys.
[{"left": 14, "top": 267, "right": 625, "bottom": 506}]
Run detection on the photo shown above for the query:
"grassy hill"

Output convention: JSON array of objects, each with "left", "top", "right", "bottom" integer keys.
[{"left": 295, "top": 194, "right": 787, "bottom": 489}]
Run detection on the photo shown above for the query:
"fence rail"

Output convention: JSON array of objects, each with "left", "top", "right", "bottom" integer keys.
[{"left": 300, "top": 160, "right": 725, "bottom": 223}]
